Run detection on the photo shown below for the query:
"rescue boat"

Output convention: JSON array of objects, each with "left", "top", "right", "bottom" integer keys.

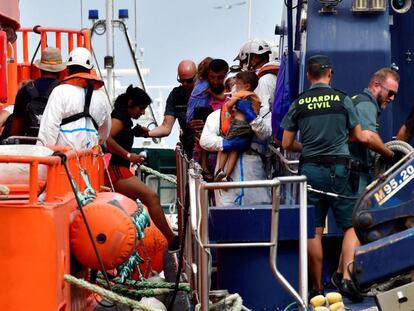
[
  {"left": 3, "top": 1, "right": 414, "bottom": 311},
  {"left": 0, "top": 3, "right": 182, "bottom": 310}
]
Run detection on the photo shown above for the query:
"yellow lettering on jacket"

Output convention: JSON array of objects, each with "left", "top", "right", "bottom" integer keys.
[
  {"left": 307, "top": 102, "right": 331, "bottom": 110},
  {"left": 298, "top": 93, "right": 341, "bottom": 110}
]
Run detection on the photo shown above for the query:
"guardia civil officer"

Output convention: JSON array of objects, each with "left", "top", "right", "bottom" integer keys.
[
  {"left": 349, "top": 68, "right": 398, "bottom": 187},
  {"left": 281, "top": 55, "right": 364, "bottom": 302},
  {"left": 328, "top": 68, "right": 399, "bottom": 300}
]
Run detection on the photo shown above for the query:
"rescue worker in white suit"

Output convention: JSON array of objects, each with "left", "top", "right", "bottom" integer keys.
[
  {"left": 200, "top": 95, "right": 271, "bottom": 206},
  {"left": 199, "top": 39, "right": 277, "bottom": 206},
  {"left": 38, "top": 47, "right": 111, "bottom": 149},
  {"left": 234, "top": 39, "right": 278, "bottom": 145}
]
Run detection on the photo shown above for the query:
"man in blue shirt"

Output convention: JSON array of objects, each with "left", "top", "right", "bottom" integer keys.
[{"left": 149, "top": 60, "right": 197, "bottom": 157}]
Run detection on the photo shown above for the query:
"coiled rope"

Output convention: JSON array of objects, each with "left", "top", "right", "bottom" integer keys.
[
  {"left": 374, "top": 140, "right": 414, "bottom": 177},
  {"left": 117, "top": 204, "right": 151, "bottom": 283},
  {"left": 194, "top": 293, "right": 251, "bottom": 311},
  {"left": 64, "top": 274, "right": 162, "bottom": 311},
  {"left": 96, "top": 278, "right": 177, "bottom": 298}
]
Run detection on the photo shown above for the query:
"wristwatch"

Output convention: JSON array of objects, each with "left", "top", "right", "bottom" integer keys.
[{"left": 126, "top": 152, "right": 131, "bottom": 159}]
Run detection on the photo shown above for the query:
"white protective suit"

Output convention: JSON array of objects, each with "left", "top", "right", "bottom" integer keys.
[
  {"left": 37, "top": 84, "right": 111, "bottom": 149},
  {"left": 200, "top": 110, "right": 271, "bottom": 206},
  {"left": 250, "top": 60, "right": 278, "bottom": 154}
]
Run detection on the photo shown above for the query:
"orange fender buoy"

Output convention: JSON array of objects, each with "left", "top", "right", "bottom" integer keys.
[
  {"left": 70, "top": 192, "right": 138, "bottom": 270},
  {"left": 135, "top": 210, "right": 168, "bottom": 278}
]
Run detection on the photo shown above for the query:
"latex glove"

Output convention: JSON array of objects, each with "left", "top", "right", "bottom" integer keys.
[
  {"left": 132, "top": 124, "right": 149, "bottom": 137},
  {"left": 236, "top": 99, "right": 257, "bottom": 123},
  {"left": 222, "top": 136, "right": 251, "bottom": 152}
]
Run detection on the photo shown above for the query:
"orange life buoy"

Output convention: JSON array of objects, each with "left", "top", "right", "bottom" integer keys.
[{"left": 70, "top": 192, "right": 138, "bottom": 270}]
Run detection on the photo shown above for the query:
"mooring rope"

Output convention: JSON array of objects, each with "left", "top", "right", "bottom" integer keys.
[
  {"left": 139, "top": 164, "right": 177, "bottom": 185},
  {"left": 64, "top": 274, "right": 162, "bottom": 311},
  {"left": 98, "top": 274, "right": 190, "bottom": 292}
]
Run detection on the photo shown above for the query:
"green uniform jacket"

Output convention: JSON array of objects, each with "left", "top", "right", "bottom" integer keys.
[
  {"left": 349, "top": 88, "right": 381, "bottom": 168},
  {"left": 281, "top": 83, "right": 359, "bottom": 158}
]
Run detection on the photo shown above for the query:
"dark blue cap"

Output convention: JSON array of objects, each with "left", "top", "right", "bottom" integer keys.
[{"left": 307, "top": 54, "right": 332, "bottom": 70}]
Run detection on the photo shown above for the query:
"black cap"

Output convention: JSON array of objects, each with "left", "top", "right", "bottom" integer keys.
[{"left": 307, "top": 54, "right": 332, "bottom": 70}]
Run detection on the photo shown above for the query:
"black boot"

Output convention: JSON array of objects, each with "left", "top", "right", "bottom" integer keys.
[{"left": 338, "top": 279, "right": 364, "bottom": 303}]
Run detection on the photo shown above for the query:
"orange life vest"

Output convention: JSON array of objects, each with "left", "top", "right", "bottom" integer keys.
[
  {"left": 60, "top": 72, "right": 104, "bottom": 89},
  {"left": 220, "top": 91, "right": 261, "bottom": 137},
  {"left": 257, "top": 64, "right": 279, "bottom": 78}
]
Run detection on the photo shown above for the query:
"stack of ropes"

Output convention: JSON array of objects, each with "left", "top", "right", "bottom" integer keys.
[{"left": 374, "top": 140, "right": 414, "bottom": 177}]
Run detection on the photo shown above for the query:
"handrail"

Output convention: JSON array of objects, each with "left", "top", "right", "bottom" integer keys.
[
  {"left": 0, "top": 147, "right": 103, "bottom": 204},
  {"left": 18, "top": 27, "right": 91, "bottom": 60},
  {"left": 191, "top": 174, "right": 308, "bottom": 311},
  {"left": 6, "top": 26, "right": 92, "bottom": 105},
  {"left": 269, "top": 144, "right": 299, "bottom": 174}
]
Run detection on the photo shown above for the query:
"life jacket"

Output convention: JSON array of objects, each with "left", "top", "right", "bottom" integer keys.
[
  {"left": 220, "top": 91, "right": 260, "bottom": 137},
  {"left": 220, "top": 100, "right": 234, "bottom": 137},
  {"left": 257, "top": 64, "right": 279, "bottom": 79},
  {"left": 60, "top": 72, "right": 104, "bottom": 90},
  {"left": 59, "top": 73, "right": 104, "bottom": 130}
]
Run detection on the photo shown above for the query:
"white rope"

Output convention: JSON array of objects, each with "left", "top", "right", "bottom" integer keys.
[
  {"left": 64, "top": 274, "right": 162, "bottom": 311},
  {"left": 139, "top": 164, "right": 177, "bottom": 184},
  {"left": 194, "top": 293, "right": 251, "bottom": 311}
]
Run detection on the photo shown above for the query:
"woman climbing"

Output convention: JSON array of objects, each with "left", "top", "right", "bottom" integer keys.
[{"left": 106, "top": 85, "right": 179, "bottom": 252}]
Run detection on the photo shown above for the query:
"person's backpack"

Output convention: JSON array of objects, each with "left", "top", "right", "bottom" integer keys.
[
  {"left": 25, "top": 80, "right": 59, "bottom": 137},
  {"left": 0, "top": 114, "right": 14, "bottom": 143}
]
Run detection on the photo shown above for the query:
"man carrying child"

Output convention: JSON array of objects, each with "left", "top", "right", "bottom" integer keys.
[{"left": 214, "top": 71, "right": 260, "bottom": 181}]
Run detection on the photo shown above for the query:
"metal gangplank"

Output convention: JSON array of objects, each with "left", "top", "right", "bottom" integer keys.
[{"left": 175, "top": 144, "right": 309, "bottom": 310}]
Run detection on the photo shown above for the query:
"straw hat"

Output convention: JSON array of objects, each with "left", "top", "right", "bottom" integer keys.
[{"left": 34, "top": 47, "right": 66, "bottom": 72}]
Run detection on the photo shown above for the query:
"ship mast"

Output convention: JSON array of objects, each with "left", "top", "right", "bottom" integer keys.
[{"left": 105, "top": 0, "right": 114, "bottom": 102}]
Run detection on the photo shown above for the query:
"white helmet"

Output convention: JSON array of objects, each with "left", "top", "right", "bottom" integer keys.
[
  {"left": 67, "top": 47, "right": 93, "bottom": 69},
  {"left": 234, "top": 39, "right": 271, "bottom": 62},
  {"left": 244, "top": 39, "right": 271, "bottom": 55},
  {"left": 234, "top": 41, "right": 250, "bottom": 61}
]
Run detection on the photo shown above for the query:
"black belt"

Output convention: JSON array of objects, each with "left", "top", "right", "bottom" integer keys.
[{"left": 301, "top": 156, "right": 350, "bottom": 166}]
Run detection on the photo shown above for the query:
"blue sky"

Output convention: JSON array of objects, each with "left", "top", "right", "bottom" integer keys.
[{"left": 19, "top": 0, "right": 283, "bottom": 86}]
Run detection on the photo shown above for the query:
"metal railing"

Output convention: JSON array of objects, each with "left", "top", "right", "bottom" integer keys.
[
  {"left": 269, "top": 144, "right": 299, "bottom": 175},
  {"left": 188, "top": 171, "right": 309, "bottom": 310},
  {"left": 175, "top": 144, "right": 200, "bottom": 301}
]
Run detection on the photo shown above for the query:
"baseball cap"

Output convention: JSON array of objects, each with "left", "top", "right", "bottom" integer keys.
[{"left": 307, "top": 54, "right": 332, "bottom": 70}]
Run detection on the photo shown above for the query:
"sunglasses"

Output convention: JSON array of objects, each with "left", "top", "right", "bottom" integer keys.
[
  {"left": 380, "top": 84, "right": 397, "bottom": 98},
  {"left": 177, "top": 76, "right": 195, "bottom": 84}
]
